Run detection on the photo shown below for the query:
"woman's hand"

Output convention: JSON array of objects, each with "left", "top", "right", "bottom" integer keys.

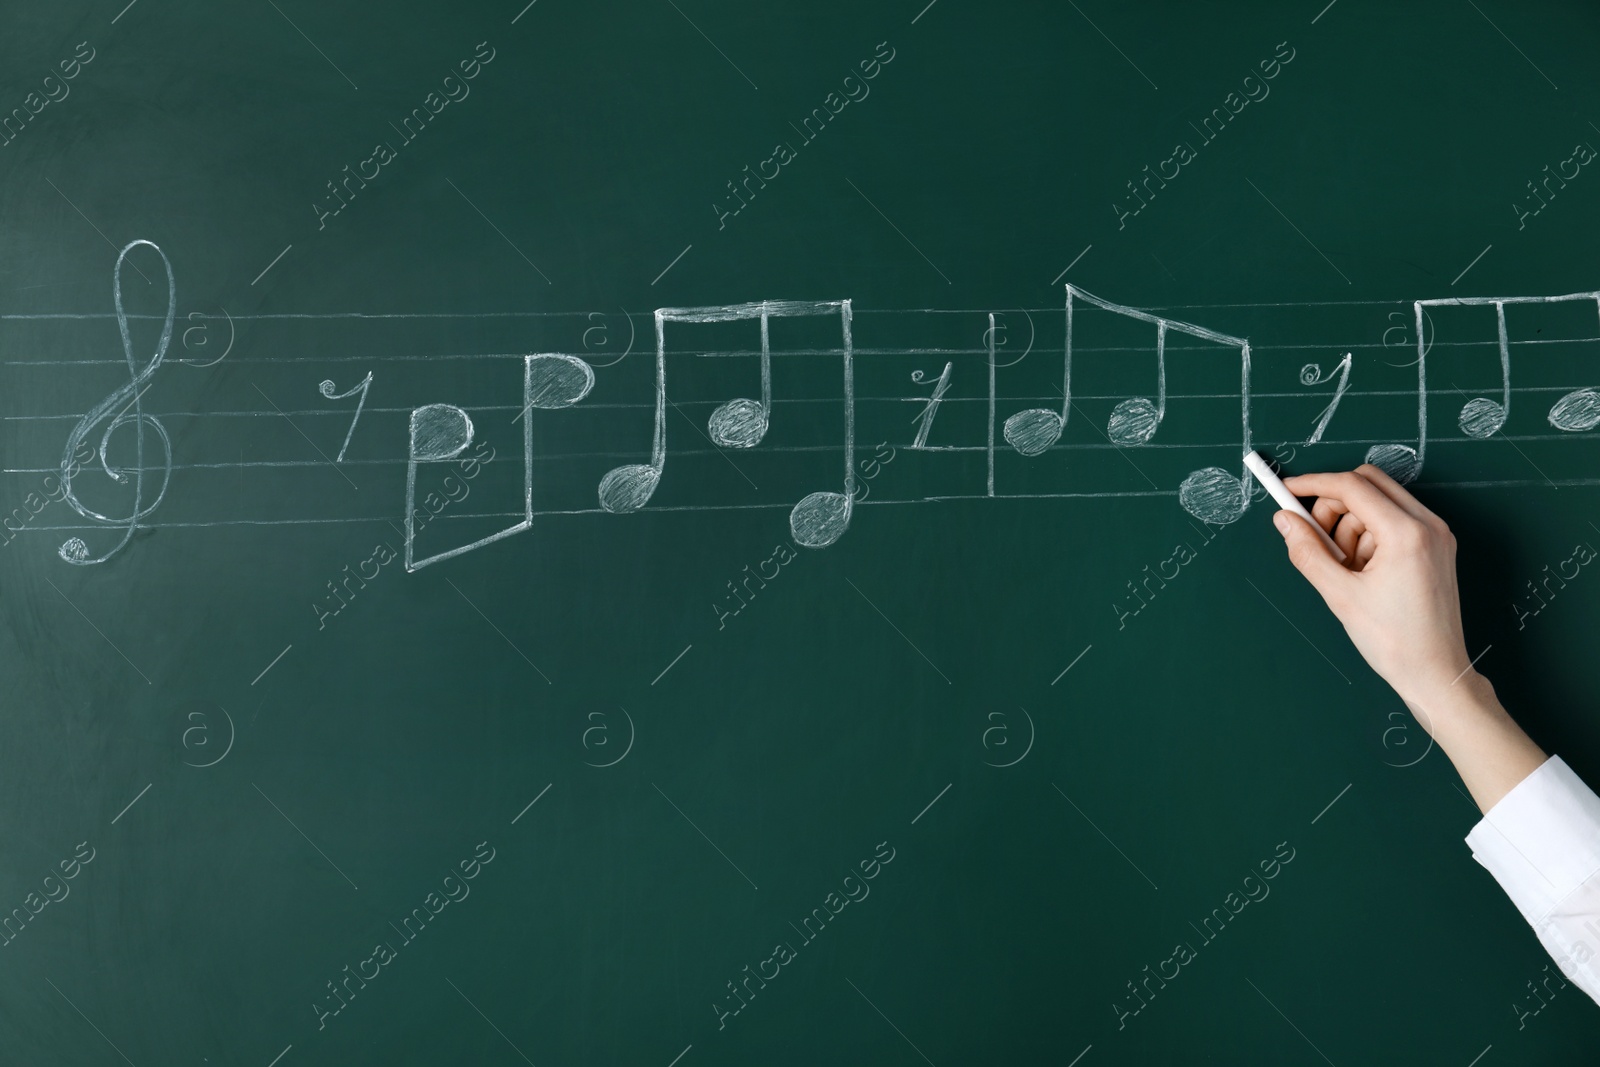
[{"left": 1273, "top": 463, "right": 1473, "bottom": 709}]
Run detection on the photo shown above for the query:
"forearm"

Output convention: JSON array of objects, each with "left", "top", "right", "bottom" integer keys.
[{"left": 1407, "top": 671, "right": 1549, "bottom": 814}]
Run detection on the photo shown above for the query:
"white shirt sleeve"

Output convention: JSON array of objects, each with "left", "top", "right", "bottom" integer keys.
[{"left": 1464, "top": 754, "right": 1600, "bottom": 1006}]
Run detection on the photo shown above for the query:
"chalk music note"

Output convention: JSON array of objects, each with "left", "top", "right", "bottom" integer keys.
[
  {"left": 1008, "top": 285, "right": 1254, "bottom": 524},
  {"left": 1548, "top": 293, "right": 1600, "bottom": 432},
  {"left": 596, "top": 310, "right": 667, "bottom": 514},
  {"left": 406, "top": 353, "right": 589, "bottom": 570},
  {"left": 1002, "top": 292, "right": 1074, "bottom": 457},
  {"left": 57, "top": 239, "right": 176, "bottom": 566},
  {"left": 1550, "top": 387, "right": 1600, "bottom": 431},
  {"left": 1000, "top": 287, "right": 1174, "bottom": 452},
  {"left": 1370, "top": 296, "right": 1552, "bottom": 484},
  {"left": 1106, "top": 319, "right": 1167, "bottom": 445},
  {"left": 1365, "top": 301, "right": 1429, "bottom": 483},
  {"left": 1459, "top": 301, "right": 1512, "bottom": 438},
  {"left": 598, "top": 300, "right": 857, "bottom": 548},
  {"left": 706, "top": 311, "right": 771, "bottom": 449}
]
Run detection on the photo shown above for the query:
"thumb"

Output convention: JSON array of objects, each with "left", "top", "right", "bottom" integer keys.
[{"left": 1274, "top": 510, "right": 1350, "bottom": 598}]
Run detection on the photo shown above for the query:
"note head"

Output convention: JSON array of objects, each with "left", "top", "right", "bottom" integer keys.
[
  {"left": 1178, "top": 467, "right": 1246, "bottom": 525},
  {"left": 790, "top": 491, "right": 851, "bottom": 548},
  {"left": 1548, "top": 388, "right": 1600, "bottom": 432},
  {"left": 1002, "top": 408, "right": 1063, "bottom": 457},
  {"left": 1364, "top": 443, "right": 1421, "bottom": 485},
  {"left": 526, "top": 354, "right": 596, "bottom": 410},
  {"left": 410, "top": 404, "right": 475, "bottom": 462},
  {"left": 708, "top": 397, "right": 769, "bottom": 449},
  {"left": 1107, "top": 396, "right": 1160, "bottom": 445},
  {"left": 1457, "top": 397, "right": 1505, "bottom": 438},
  {"left": 599, "top": 464, "right": 661, "bottom": 514}
]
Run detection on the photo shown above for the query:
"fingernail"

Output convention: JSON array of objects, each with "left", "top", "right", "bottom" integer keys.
[{"left": 1273, "top": 512, "right": 1291, "bottom": 536}]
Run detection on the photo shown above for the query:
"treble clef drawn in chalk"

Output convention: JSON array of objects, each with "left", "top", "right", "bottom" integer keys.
[{"left": 57, "top": 239, "right": 176, "bottom": 566}]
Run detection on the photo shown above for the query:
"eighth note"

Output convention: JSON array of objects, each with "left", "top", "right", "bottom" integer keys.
[
  {"left": 1107, "top": 320, "right": 1167, "bottom": 445},
  {"left": 1457, "top": 302, "right": 1511, "bottom": 437},
  {"left": 1003, "top": 301, "right": 1072, "bottom": 457},
  {"left": 706, "top": 311, "right": 771, "bottom": 449}
]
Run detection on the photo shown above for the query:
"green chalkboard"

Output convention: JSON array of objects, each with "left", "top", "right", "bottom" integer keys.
[{"left": 2, "top": 0, "right": 1599, "bottom": 1062}]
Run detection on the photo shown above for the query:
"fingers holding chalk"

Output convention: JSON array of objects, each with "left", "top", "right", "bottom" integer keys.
[
  {"left": 1281, "top": 470, "right": 1413, "bottom": 538},
  {"left": 1244, "top": 451, "right": 1348, "bottom": 564},
  {"left": 1306, "top": 494, "right": 1369, "bottom": 566}
]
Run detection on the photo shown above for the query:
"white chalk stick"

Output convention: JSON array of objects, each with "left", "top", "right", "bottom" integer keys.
[{"left": 1243, "top": 450, "right": 1348, "bottom": 563}]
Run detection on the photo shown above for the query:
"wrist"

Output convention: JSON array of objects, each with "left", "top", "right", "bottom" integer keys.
[
  {"left": 1403, "top": 671, "right": 1548, "bottom": 812},
  {"left": 1401, "top": 671, "right": 1497, "bottom": 739}
]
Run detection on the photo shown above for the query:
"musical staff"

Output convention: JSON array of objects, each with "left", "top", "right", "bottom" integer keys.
[{"left": 9, "top": 261, "right": 1600, "bottom": 570}]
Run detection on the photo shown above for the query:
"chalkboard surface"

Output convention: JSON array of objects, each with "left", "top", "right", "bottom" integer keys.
[{"left": 2, "top": 0, "right": 1599, "bottom": 1062}]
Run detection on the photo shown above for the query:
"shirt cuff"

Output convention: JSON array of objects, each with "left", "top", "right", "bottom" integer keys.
[{"left": 1465, "top": 755, "right": 1600, "bottom": 926}]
